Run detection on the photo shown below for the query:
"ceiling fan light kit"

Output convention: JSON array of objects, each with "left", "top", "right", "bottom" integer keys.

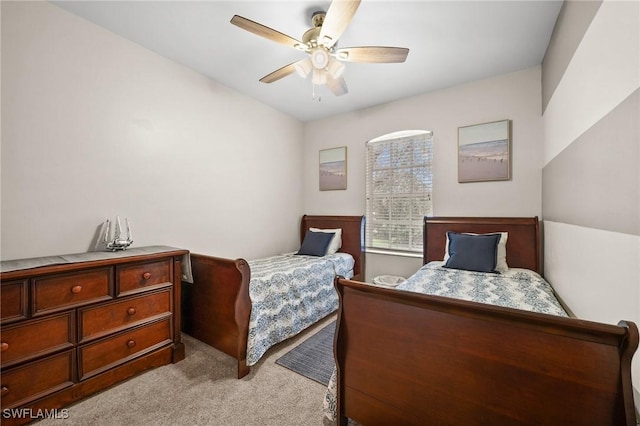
[
  {"left": 327, "top": 59, "right": 345, "bottom": 79},
  {"left": 312, "top": 68, "right": 327, "bottom": 85},
  {"left": 294, "top": 58, "right": 313, "bottom": 78},
  {"left": 311, "top": 48, "right": 330, "bottom": 69},
  {"left": 230, "top": 0, "right": 409, "bottom": 98}
]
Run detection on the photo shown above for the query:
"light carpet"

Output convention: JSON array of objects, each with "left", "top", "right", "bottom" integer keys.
[{"left": 35, "top": 316, "right": 336, "bottom": 426}]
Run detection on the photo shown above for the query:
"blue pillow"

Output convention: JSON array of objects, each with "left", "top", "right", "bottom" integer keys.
[
  {"left": 296, "top": 230, "right": 335, "bottom": 256},
  {"left": 443, "top": 232, "right": 500, "bottom": 273}
]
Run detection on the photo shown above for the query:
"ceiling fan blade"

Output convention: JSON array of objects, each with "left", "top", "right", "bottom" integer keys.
[
  {"left": 259, "top": 60, "right": 304, "bottom": 84},
  {"left": 326, "top": 75, "right": 348, "bottom": 96},
  {"left": 231, "top": 15, "right": 305, "bottom": 50},
  {"left": 319, "top": 0, "right": 361, "bottom": 49},
  {"left": 335, "top": 46, "right": 409, "bottom": 63}
]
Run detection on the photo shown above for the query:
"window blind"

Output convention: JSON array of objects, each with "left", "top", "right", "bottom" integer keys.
[{"left": 365, "top": 131, "right": 433, "bottom": 253}]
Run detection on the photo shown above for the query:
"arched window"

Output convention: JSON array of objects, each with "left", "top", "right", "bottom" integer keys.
[{"left": 365, "top": 130, "right": 433, "bottom": 254}]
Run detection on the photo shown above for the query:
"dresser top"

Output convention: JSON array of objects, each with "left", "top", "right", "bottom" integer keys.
[{"left": 1, "top": 245, "right": 188, "bottom": 275}]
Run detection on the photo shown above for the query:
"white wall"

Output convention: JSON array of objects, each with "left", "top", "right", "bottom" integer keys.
[
  {"left": 1, "top": 1, "right": 304, "bottom": 261},
  {"left": 541, "top": 0, "right": 639, "bottom": 384},
  {"left": 303, "top": 67, "right": 544, "bottom": 280},
  {"left": 542, "top": 0, "right": 639, "bottom": 326}
]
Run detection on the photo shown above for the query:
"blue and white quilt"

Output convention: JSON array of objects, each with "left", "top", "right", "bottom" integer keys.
[
  {"left": 323, "top": 262, "right": 568, "bottom": 420},
  {"left": 397, "top": 262, "right": 568, "bottom": 317},
  {"left": 246, "top": 252, "right": 354, "bottom": 366}
]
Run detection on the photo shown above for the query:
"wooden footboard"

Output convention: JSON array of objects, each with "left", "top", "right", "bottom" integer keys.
[
  {"left": 334, "top": 278, "right": 638, "bottom": 425},
  {"left": 182, "top": 253, "right": 251, "bottom": 378}
]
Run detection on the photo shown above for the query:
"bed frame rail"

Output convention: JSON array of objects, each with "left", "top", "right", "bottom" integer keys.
[{"left": 334, "top": 278, "right": 638, "bottom": 425}]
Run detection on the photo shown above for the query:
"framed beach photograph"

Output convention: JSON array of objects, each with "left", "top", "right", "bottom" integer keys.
[
  {"left": 319, "top": 146, "right": 347, "bottom": 191},
  {"left": 458, "top": 119, "right": 511, "bottom": 183}
]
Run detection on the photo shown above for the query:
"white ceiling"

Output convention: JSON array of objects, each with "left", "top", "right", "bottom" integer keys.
[{"left": 51, "top": 1, "right": 563, "bottom": 122}]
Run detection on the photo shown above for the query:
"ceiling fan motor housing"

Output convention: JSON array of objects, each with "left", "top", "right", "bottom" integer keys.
[{"left": 303, "top": 11, "right": 335, "bottom": 71}]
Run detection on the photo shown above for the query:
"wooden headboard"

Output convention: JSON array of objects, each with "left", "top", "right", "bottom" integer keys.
[
  {"left": 424, "top": 216, "right": 541, "bottom": 274},
  {"left": 300, "top": 215, "right": 365, "bottom": 280}
]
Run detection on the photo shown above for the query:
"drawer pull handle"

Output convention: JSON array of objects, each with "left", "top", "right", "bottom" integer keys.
[
  {"left": 127, "top": 307, "right": 136, "bottom": 316},
  {"left": 71, "top": 285, "right": 82, "bottom": 294},
  {"left": 0, "top": 342, "right": 8, "bottom": 352},
  {"left": 1, "top": 386, "right": 8, "bottom": 396},
  {"left": 127, "top": 340, "right": 136, "bottom": 348},
  {"left": 142, "top": 272, "right": 151, "bottom": 280}
]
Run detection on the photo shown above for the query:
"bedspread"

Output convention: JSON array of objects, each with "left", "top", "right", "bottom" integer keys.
[
  {"left": 246, "top": 252, "right": 354, "bottom": 366},
  {"left": 323, "top": 262, "right": 567, "bottom": 420},
  {"left": 398, "top": 262, "right": 568, "bottom": 317}
]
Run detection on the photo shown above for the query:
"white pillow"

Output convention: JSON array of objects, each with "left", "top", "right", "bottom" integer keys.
[
  {"left": 309, "top": 227, "right": 342, "bottom": 255},
  {"left": 443, "top": 232, "right": 508, "bottom": 273}
]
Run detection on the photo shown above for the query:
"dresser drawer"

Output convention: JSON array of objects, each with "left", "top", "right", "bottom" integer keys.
[
  {"left": 1, "top": 312, "right": 75, "bottom": 368},
  {"left": 1, "top": 280, "right": 28, "bottom": 324},
  {"left": 78, "top": 318, "right": 172, "bottom": 380},
  {"left": 0, "top": 350, "right": 74, "bottom": 409},
  {"left": 33, "top": 268, "right": 113, "bottom": 315},
  {"left": 117, "top": 259, "right": 171, "bottom": 296},
  {"left": 79, "top": 289, "right": 172, "bottom": 343}
]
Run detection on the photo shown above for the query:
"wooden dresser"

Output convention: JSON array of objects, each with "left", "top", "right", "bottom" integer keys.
[{"left": 0, "top": 246, "right": 188, "bottom": 424}]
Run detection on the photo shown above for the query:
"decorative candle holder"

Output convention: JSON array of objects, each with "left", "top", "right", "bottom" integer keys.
[{"left": 103, "top": 216, "right": 133, "bottom": 251}]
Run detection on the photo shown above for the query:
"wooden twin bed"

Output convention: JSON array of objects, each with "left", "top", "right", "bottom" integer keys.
[
  {"left": 333, "top": 217, "right": 638, "bottom": 425},
  {"left": 182, "top": 215, "right": 364, "bottom": 378}
]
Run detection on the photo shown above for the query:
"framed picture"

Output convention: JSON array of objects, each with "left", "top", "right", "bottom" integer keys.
[
  {"left": 319, "top": 146, "right": 347, "bottom": 191},
  {"left": 458, "top": 119, "right": 511, "bottom": 183}
]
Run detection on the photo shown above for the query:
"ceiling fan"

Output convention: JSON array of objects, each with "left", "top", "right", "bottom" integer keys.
[{"left": 230, "top": 0, "right": 409, "bottom": 97}]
